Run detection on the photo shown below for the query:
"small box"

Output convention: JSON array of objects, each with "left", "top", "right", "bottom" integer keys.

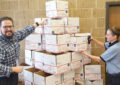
[
  {"left": 70, "top": 33, "right": 91, "bottom": 51},
  {"left": 19, "top": 65, "right": 33, "bottom": 83},
  {"left": 71, "top": 52, "right": 83, "bottom": 70},
  {"left": 75, "top": 67, "right": 85, "bottom": 85},
  {"left": 44, "top": 18, "right": 65, "bottom": 34},
  {"left": 25, "top": 50, "right": 35, "bottom": 66},
  {"left": 34, "top": 51, "right": 44, "bottom": 70},
  {"left": 46, "top": 1, "right": 68, "bottom": 18},
  {"left": 65, "top": 17, "right": 80, "bottom": 34},
  {"left": 34, "top": 71, "right": 62, "bottom": 85},
  {"left": 24, "top": 68, "right": 39, "bottom": 85},
  {"left": 85, "top": 65, "right": 101, "bottom": 80},
  {"left": 85, "top": 79, "right": 103, "bottom": 85},
  {"left": 42, "top": 34, "right": 70, "bottom": 53},
  {"left": 25, "top": 34, "right": 42, "bottom": 51},
  {"left": 62, "top": 71, "right": 75, "bottom": 85}
]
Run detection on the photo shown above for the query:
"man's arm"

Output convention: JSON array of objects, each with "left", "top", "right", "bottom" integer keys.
[
  {"left": 15, "top": 19, "right": 47, "bottom": 42},
  {"left": 0, "top": 48, "right": 23, "bottom": 77}
]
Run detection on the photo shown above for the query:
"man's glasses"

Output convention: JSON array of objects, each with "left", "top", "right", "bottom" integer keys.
[{"left": 2, "top": 25, "right": 14, "bottom": 29}]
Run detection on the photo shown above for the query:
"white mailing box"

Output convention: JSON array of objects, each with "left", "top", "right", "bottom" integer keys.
[
  {"left": 42, "top": 34, "right": 70, "bottom": 53},
  {"left": 43, "top": 52, "right": 71, "bottom": 74},
  {"left": 71, "top": 52, "right": 83, "bottom": 70},
  {"left": 25, "top": 50, "right": 35, "bottom": 66},
  {"left": 34, "top": 71, "right": 62, "bottom": 85},
  {"left": 24, "top": 68, "right": 39, "bottom": 85},
  {"left": 65, "top": 17, "right": 80, "bottom": 34},
  {"left": 46, "top": 1, "right": 68, "bottom": 18},
  {"left": 85, "top": 65, "right": 101, "bottom": 80},
  {"left": 44, "top": 18, "right": 65, "bottom": 34},
  {"left": 25, "top": 34, "right": 42, "bottom": 51}
]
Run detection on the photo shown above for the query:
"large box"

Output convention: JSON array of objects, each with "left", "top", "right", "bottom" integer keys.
[
  {"left": 64, "top": 17, "right": 80, "bottom": 34},
  {"left": 46, "top": 1, "right": 68, "bottom": 18},
  {"left": 34, "top": 51, "right": 71, "bottom": 74},
  {"left": 25, "top": 34, "right": 42, "bottom": 51},
  {"left": 25, "top": 50, "right": 35, "bottom": 66},
  {"left": 85, "top": 79, "right": 103, "bottom": 85},
  {"left": 43, "top": 52, "right": 71, "bottom": 74},
  {"left": 34, "top": 71, "right": 61, "bottom": 85},
  {"left": 34, "top": 18, "right": 44, "bottom": 34},
  {"left": 70, "top": 33, "right": 91, "bottom": 51},
  {"left": 62, "top": 71, "right": 75, "bottom": 85},
  {"left": 44, "top": 18, "right": 65, "bottom": 34},
  {"left": 34, "top": 52, "right": 44, "bottom": 70},
  {"left": 71, "top": 52, "right": 83, "bottom": 70},
  {"left": 24, "top": 68, "right": 39, "bottom": 85},
  {"left": 19, "top": 65, "right": 33, "bottom": 83},
  {"left": 85, "top": 65, "right": 101, "bottom": 80},
  {"left": 42, "top": 34, "right": 70, "bottom": 53},
  {"left": 75, "top": 67, "right": 85, "bottom": 85}
]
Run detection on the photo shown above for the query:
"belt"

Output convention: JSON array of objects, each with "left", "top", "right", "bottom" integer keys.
[{"left": 107, "top": 72, "right": 120, "bottom": 77}]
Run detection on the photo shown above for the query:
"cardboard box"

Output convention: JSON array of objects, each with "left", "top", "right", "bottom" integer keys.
[
  {"left": 34, "top": 71, "right": 62, "bottom": 85},
  {"left": 65, "top": 17, "right": 80, "bottom": 34},
  {"left": 85, "top": 65, "right": 101, "bottom": 80},
  {"left": 75, "top": 67, "right": 85, "bottom": 85},
  {"left": 85, "top": 79, "right": 103, "bottom": 85},
  {"left": 25, "top": 34, "right": 42, "bottom": 51},
  {"left": 44, "top": 18, "right": 65, "bottom": 34},
  {"left": 43, "top": 52, "right": 71, "bottom": 74},
  {"left": 42, "top": 34, "right": 70, "bottom": 53},
  {"left": 71, "top": 52, "right": 83, "bottom": 70},
  {"left": 46, "top": 1, "right": 68, "bottom": 18},
  {"left": 19, "top": 65, "right": 33, "bottom": 83},
  {"left": 33, "top": 51, "right": 71, "bottom": 74},
  {"left": 34, "top": 51, "right": 44, "bottom": 70},
  {"left": 24, "top": 68, "right": 39, "bottom": 85},
  {"left": 62, "top": 71, "right": 75, "bottom": 85},
  {"left": 34, "top": 18, "right": 43, "bottom": 34},
  {"left": 25, "top": 50, "right": 35, "bottom": 66},
  {"left": 70, "top": 33, "right": 91, "bottom": 51}
]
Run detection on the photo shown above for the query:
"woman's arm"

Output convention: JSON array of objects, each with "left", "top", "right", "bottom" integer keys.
[
  {"left": 91, "top": 37, "right": 105, "bottom": 48},
  {"left": 80, "top": 50, "right": 102, "bottom": 63}
]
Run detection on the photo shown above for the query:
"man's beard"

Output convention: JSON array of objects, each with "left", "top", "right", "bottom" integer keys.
[{"left": 2, "top": 31, "right": 14, "bottom": 39}]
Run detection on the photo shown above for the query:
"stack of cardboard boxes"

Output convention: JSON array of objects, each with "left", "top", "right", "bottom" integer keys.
[{"left": 21, "top": 0, "right": 103, "bottom": 85}]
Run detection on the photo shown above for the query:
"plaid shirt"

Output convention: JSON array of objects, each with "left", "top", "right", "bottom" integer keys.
[{"left": 0, "top": 25, "right": 35, "bottom": 77}]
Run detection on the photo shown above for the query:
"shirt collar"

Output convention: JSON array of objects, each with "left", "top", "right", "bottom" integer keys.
[{"left": 109, "top": 40, "right": 119, "bottom": 47}]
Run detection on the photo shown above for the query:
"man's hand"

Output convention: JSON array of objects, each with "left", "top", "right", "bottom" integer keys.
[
  {"left": 33, "top": 18, "right": 48, "bottom": 28},
  {"left": 38, "top": 18, "right": 48, "bottom": 25},
  {"left": 12, "top": 66, "right": 23, "bottom": 73}
]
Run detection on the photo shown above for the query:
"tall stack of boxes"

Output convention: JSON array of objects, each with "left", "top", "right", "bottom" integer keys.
[{"left": 21, "top": 0, "right": 103, "bottom": 85}]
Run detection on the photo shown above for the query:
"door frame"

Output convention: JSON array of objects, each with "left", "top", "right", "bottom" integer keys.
[{"left": 106, "top": 2, "right": 120, "bottom": 30}]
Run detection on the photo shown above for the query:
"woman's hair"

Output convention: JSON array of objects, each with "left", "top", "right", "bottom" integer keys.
[{"left": 108, "top": 27, "right": 120, "bottom": 39}]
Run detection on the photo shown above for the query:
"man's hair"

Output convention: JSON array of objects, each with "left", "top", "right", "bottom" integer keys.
[
  {"left": 0, "top": 16, "right": 14, "bottom": 26},
  {"left": 108, "top": 27, "right": 120, "bottom": 39}
]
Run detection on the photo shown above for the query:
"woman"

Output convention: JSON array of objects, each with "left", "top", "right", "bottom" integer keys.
[{"left": 80, "top": 27, "right": 120, "bottom": 85}]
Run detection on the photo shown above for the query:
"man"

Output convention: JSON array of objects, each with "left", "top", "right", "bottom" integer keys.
[
  {"left": 0, "top": 16, "right": 46, "bottom": 85},
  {"left": 79, "top": 27, "right": 120, "bottom": 85}
]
